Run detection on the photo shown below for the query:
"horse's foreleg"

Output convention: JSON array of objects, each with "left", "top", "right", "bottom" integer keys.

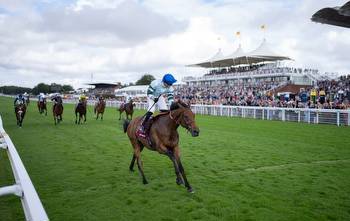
[
  {"left": 75, "top": 112, "right": 78, "bottom": 124},
  {"left": 101, "top": 113, "right": 103, "bottom": 120},
  {"left": 165, "top": 149, "right": 183, "bottom": 186},
  {"left": 174, "top": 148, "right": 193, "bottom": 193},
  {"left": 84, "top": 114, "right": 86, "bottom": 122},
  {"left": 119, "top": 111, "right": 122, "bottom": 120}
]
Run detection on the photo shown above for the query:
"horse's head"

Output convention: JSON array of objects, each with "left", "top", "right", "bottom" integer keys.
[
  {"left": 56, "top": 96, "right": 63, "bottom": 104},
  {"left": 170, "top": 101, "right": 200, "bottom": 137},
  {"left": 16, "top": 104, "right": 26, "bottom": 116}
]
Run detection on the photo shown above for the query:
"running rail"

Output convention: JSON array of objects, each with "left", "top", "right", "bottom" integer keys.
[{"left": 0, "top": 116, "right": 49, "bottom": 221}]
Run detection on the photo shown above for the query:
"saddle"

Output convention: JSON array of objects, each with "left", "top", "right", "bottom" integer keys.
[{"left": 136, "top": 111, "right": 169, "bottom": 147}]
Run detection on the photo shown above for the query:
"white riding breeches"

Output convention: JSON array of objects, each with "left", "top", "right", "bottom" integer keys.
[{"left": 147, "top": 95, "right": 168, "bottom": 113}]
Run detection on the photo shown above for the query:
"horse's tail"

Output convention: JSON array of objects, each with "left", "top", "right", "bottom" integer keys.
[{"left": 123, "top": 119, "right": 130, "bottom": 133}]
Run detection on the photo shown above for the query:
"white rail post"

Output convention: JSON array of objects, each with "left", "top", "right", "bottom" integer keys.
[
  {"left": 298, "top": 111, "right": 301, "bottom": 123},
  {"left": 282, "top": 109, "right": 285, "bottom": 121},
  {"left": 316, "top": 111, "right": 319, "bottom": 124},
  {"left": 253, "top": 109, "right": 256, "bottom": 119},
  {"left": 337, "top": 111, "right": 340, "bottom": 126},
  {"left": 348, "top": 111, "right": 350, "bottom": 126},
  {"left": 0, "top": 184, "right": 22, "bottom": 197},
  {"left": 262, "top": 109, "right": 265, "bottom": 120}
]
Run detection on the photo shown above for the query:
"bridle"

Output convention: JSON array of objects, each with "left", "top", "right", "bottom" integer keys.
[{"left": 169, "top": 108, "right": 194, "bottom": 132}]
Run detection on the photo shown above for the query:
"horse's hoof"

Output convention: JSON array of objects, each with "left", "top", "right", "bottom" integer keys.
[
  {"left": 187, "top": 187, "right": 195, "bottom": 193},
  {"left": 143, "top": 180, "right": 148, "bottom": 184}
]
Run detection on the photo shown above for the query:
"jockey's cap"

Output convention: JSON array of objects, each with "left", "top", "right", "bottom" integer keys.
[{"left": 162, "top": 73, "right": 177, "bottom": 86}]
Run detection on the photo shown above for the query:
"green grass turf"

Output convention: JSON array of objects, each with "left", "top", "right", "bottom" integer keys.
[{"left": 0, "top": 96, "right": 350, "bottom": 221}]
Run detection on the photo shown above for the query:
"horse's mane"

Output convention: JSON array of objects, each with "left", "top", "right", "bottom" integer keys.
[{"left": 170, "top": 101, "right": 190, "bottom": 111}]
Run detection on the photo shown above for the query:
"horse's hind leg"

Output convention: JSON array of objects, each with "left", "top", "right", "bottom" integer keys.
[
  {"left": 119, "top": 111, "right": 122, "bottom": 120},
  {"left": 75, "top": 112, "right": 78, "bottom": 124},
  {"left": 133, "top": 142, "right": 147, "bottom": 184},
  {"left": 129, "top": 154, "right": 136, "bottom": 171}
]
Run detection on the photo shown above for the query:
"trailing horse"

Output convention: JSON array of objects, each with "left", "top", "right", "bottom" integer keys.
[
  {"left": 75, "top": 101, "right": 87, "bottom": 124},
  {"left": 37, "top": 100, "right": 47, "bottom": 116},
  {"left": 118, "top": 100, "right": 134, "bottom": 120},
  {"left": 52, "top": 97, "right": 63, "bottom": 125},
  {"left": 15, "top": 103, "right": 26, "bottom": 127},
  {"left": 123, "top": 100, "right": 200, "bottom": 193},
  {"left": 94, "top": 99, "right": 106, "bottom": 120}
]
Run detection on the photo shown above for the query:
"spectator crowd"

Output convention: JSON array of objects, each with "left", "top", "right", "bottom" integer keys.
[{"left": 175, "top": 75, "right": 350, "bottom": 109}]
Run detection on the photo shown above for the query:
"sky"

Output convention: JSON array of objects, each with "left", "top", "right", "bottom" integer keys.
[{"left": 0, "top": 0, "right": 349, "bottom": 89}]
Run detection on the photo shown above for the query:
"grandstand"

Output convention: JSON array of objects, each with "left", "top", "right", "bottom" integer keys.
[
  {"left": 184, "top": 38, "right": 318, "bottom": 87},
  {"left": 87, "top": 82, "right": 122, "bottom": 97},
  {"left": 179, "top": 38, "right": 349, "bottom": 109}
]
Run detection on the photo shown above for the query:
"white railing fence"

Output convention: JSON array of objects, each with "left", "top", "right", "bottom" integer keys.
[
  {"left": 189, "top": 105, "right": 350, "bottom": 126},
  {"left": 62, "top": 99, "right": 350, "bottom": 127},
  {"left": 0, "top": 116, "right": 49, "bottom": 221}
]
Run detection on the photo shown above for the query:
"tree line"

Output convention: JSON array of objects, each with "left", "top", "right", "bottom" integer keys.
[
  {"left": 0, "top": 83, "right": 74, "bottom": 95},
  {"left": 0, "top": 74, "right": 156, "bottom": 95}
]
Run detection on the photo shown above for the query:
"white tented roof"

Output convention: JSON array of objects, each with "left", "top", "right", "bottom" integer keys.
[
  {"left": 187, "top": 48, "right": 225, "bottom": 68},
  {"left": 187, "top": 39, "right": 291, "bottom": 68}
]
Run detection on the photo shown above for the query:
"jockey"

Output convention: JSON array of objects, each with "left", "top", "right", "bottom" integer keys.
[
  {"left": 51, "top": 94, "right": 61, "bottom": 106},
  {"left": 137, "top": 73, "right": 177, "bottom": 136},
  {"left": 38, "top": 93, "right": 46, "bottom": 103},
  {"left": 79, "top": 94, "right": 87, "bottom": 104},
  {"left": 14, "top": 94, "right": 26, "bottom": 106}
]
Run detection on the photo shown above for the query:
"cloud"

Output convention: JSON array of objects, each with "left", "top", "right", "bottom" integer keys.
[
  {"left": 37, "top": 0, "right": 187, "bottom": 46},
  {"left": 0, "top": 0, "right": 349, "bottom": 89}
]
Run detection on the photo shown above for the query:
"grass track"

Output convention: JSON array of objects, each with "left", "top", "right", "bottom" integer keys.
[{"left": 0, "top": 96, "right": 350, "bottom": 221}]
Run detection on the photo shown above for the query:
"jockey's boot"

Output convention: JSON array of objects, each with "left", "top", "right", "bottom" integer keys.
[{"left": 136, "top": 111, "right": 153, "bottom": 138}]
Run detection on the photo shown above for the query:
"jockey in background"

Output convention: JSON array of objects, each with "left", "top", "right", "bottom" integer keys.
[
  {"left": 120, "top": 93, "right": 132, "bottom": 109},
  {"left": 14, "top": 94, "right": 26, "bottom": 106},
  {"left": 38, "top": 93, "right": 46, "bottom": 103},
  {"left": 79, "top": 94, "right": 87, "bottom": 103},
  {"left": 51, "top": 94, "right": 61, "bottom": 108},
  {"left": 137, "top": 73, "right": 177, "bottom": 136}
]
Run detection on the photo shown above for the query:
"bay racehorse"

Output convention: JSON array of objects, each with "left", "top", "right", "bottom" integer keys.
[
  {"left": 75, "top": 101, "right": 87, "bottom": 124},
  {"left": 123, "top": 100, "right": 200, "bottom": 193},
  {"left": 119, "top": 100, "right": 134, "bottom": 120},
  {"left": 52, "top": 96, "right": 63, "bottom": 125},
  {"left": 94, "top": 99, "right": 106, "bottom": 120},
  {"left": 15, "top": 103, "right": 26, "bottom": 127},
  {"left": 37, "top": 100, "right": 47, "bottom": 116}
]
